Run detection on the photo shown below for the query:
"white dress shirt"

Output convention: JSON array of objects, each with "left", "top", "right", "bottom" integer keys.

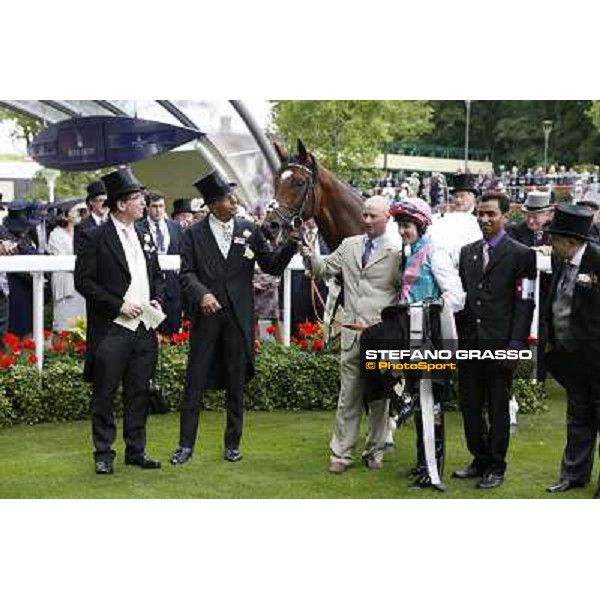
[
  {"left": 209, "top": 213, "right": 234, "bottom": 258},
  {"left": 147, "top": 217, "right": 170, "bottom": 254},
  {"left": 111, "top": 216, "right": 151, "bottom": 331},
  {"left": 91, "top": 213, "right": 105, "bottom": 226}
]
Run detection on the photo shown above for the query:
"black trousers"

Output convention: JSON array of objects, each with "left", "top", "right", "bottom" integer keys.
[
  {"left": 458, "top": 359, "right": 513, "bottom": 475},
  {"left": 556, "top": 350, "right": 600, "bottom": 484},
  {"left": 179, "top": 307, "right": 247, "bottom": 451},
  {"left": 160, "top": 296, "right": 183, "bottom": 335},
  {"left": 91, "top": 323, "right": 158, "bottom": 462}
]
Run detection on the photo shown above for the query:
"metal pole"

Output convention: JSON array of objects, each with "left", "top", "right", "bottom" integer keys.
[
  {"left": 542, "top": 120, "right": 553, "bottom": 173},
  {"left": 229, "top": 100, "right": 280, "bottom": 176},
  {"left": 32, "top": 273, "right": 45, "bottom": 373},
  {"left": 464, "top": 100, "right": 472, "bottom": 172},
  {"left": 283, "top": 265, "right": 292, "bottom": 347}
]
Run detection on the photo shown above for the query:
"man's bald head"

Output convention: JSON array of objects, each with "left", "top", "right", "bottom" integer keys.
[
  {"left": 364, "top": 195, "right": 390, "bottom": 216},
  {"left": 363, "top": 195, "right": 390, "bottom": 238}
]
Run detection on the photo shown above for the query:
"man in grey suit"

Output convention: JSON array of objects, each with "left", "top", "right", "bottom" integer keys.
[{"left": 302, "top": 196, "right": 402, "bottom": 473}]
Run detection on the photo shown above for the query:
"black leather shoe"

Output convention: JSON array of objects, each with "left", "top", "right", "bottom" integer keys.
[
  {"left": 409, "top": 464, "right": 426, "bottom": 477},
  {"left": 546, "top": 480, "right": 584, "bottom": 493},
  {"left": 224, "top": 448, "right": 242, "bottom": 462},
  {"left": 477, "top": 473, "right": 504, "bottom": 489},
  {"left": 95, "top": 460, "right": 114, "bottom": 475},
  {"left": 452, "top": 464, "right": 484, "bottom": 479},
  {"left": 593, "top": 486, "right": 600, "bottom": 499},
  {"left": 170, "top": 447, "right": 193, "bottom": 466},
  {"left": 409, "top": 472, "right": 448, "bottom": 492},
  {"left": 125, "top": 454, "right": 161, "bottom": 469}
]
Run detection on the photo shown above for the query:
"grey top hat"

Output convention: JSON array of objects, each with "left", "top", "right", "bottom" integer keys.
[{"left": 523, "top": 190, "right": 552, "bottom": 212}]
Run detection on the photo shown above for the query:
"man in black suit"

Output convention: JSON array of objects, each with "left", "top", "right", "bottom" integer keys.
[
  {"left": 74, "top": 167, "right": 165, "bottom": 475},
  {"left": 506, "top": 190, "right": 554, "bottom": 382},
  {"left": 576, "top": 195, "right": 600, "bottom": 241},
  {"left": 137, "top": 189, "right": 184, "bottom": 334},
  {"left": 543, "top": 205, "right": 600, "bottom": 499},
  {"left": 454, "top": 191, "right": 537, "bottom": 489},
  {"left": 170, "top": 170, "right": 299, "bottom": 465},
  {"left": 74, "top": 180, "right": 108, "bottom": 254},
  {"left": 506, "top": 190, "right": 554, "bottom": 248}
]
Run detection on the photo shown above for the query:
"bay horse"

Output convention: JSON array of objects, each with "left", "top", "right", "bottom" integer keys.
[{"left": 266, "top": 139, "right": 365, "bottom": 251}]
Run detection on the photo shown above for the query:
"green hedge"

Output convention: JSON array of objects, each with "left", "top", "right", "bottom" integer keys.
[
  {"left": 0, "top": 341, "right": 550, "bottom": 428},
  {"left": 0, "top": 341, "right": 340, "bottom": 428}
]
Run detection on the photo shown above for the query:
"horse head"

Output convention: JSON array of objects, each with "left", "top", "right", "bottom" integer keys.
[{"left": 265, "top": 139, "right": 320, "bottom": 243}]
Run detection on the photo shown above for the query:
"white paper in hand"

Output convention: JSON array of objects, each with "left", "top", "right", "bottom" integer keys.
[{"left": 141, "top": 302, "right": 166, "bottom": 330}]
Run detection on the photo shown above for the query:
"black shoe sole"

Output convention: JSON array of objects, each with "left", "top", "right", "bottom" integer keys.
[{"left": 452, "top": 472, "right": 483, "bottom": 479}]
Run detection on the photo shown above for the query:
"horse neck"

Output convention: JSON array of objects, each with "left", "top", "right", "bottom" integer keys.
[{"left": 314, "top": 167, "right": 364, "bottom": 250}]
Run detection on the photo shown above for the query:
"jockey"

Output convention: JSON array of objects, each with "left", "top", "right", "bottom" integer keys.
[{"left": 388, "top": 198, "right": 465, "bottom": 490}]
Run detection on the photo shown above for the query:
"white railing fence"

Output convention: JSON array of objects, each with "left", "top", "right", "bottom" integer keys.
[{"left": 0, "top": 253, "right": 551, "bottom": 372}]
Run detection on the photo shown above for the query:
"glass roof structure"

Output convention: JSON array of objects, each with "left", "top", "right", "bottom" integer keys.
[{"left": 0, "top": 100, "right": 278, "bottom": 207}]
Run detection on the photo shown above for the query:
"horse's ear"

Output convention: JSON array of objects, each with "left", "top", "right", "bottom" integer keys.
[
  {"left": 297, "top": 139, "right": 309, "bottom": 162},
  {"left": 272, "top": 139, "right": 288, "bottom": 164}
]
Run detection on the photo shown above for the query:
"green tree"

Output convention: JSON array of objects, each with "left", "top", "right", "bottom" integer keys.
[
  {"left": 271, "top": 100, "right": 433, "bottom": 176},
  {"left": 0, "top": 108, "right": 43, "bottom": 146},
  {"left": 25, "top": 170, "right": 106, "bottom": 201},
  {"left": 424, "top": 100, "right": 600, "bottom": 169}
]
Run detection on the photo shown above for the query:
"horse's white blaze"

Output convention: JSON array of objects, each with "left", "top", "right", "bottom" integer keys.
[{"left": 280, "top": 170, "right": 294, "bottom": 181}]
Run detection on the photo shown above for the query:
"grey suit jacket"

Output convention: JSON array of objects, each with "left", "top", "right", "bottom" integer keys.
[{"left": 311, "top": 233, "right": 402, "bottom": 350}]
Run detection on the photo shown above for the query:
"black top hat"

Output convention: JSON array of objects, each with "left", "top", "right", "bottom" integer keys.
[
  {"left": 101, "top": 167, "right": 143, "bottom": 209},
  {"left": 86, "top": 180, "right": 107, "bottom": 201},
  {"left": 452, "top": 173, "right": 479, "bottom": 194},
  {"left": 547, "top": 204, "right": 594, "bottom": 242},
  {"left": 171, "top": 198, "right": 193, "bottom": 217},
  {"left": 192, "top": 170, "right": 237, "bottom": 205}
]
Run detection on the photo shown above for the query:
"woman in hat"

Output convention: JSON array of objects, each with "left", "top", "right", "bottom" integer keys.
[
  {"left": 388, "top": 198, "right": 465, "bottom": 490},
  {"left": 47, "top": 200, "right": 87, "bottom": 331},
  {"left": 2, "top": 201, "right": 38, "bottom": 337}
]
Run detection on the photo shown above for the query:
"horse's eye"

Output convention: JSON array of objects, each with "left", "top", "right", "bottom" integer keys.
[{"left": 293, "top": 179, "right": 304, "bottom": 187}]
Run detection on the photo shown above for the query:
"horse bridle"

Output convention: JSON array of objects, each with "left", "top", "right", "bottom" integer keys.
[{"left": 272, "top": 160, "right": 319, "bottom": 230}]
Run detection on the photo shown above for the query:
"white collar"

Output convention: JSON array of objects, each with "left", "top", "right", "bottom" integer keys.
[
  {"left": 111, "top": 214, "right": 136, "bottom": 235},
  {"left": 209, "top": 213, "right": 234, "bottom": 229},
  {"left": 365, "top": 233, "right": 386, "bottom": 248}
]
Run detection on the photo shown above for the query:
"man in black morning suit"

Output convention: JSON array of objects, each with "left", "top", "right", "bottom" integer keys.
[
  {"left": 454, "top": 191, "right": 537, "bottom": 489},
  {"left": 74, "top": 167, "right": 165, "bottom": 475},
  {"left": 74, "top": 180, "right": 108, "bottom": 254},
  {"left": 506, "top": 190, "right": 554, "bottom": 382},
  {"left": 543, "top": 205, "right": 600, "bottom": 499},
  {"left": 137, "top": 189, "right": 184, "bottom": 334},
  {"left": 170, "top": 171, "right": 299, "bottom": 465}
]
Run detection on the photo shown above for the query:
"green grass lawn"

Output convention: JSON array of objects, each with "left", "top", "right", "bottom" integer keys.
[{"left": 0, "top": 380, "right": 597, "bottom": 498}]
